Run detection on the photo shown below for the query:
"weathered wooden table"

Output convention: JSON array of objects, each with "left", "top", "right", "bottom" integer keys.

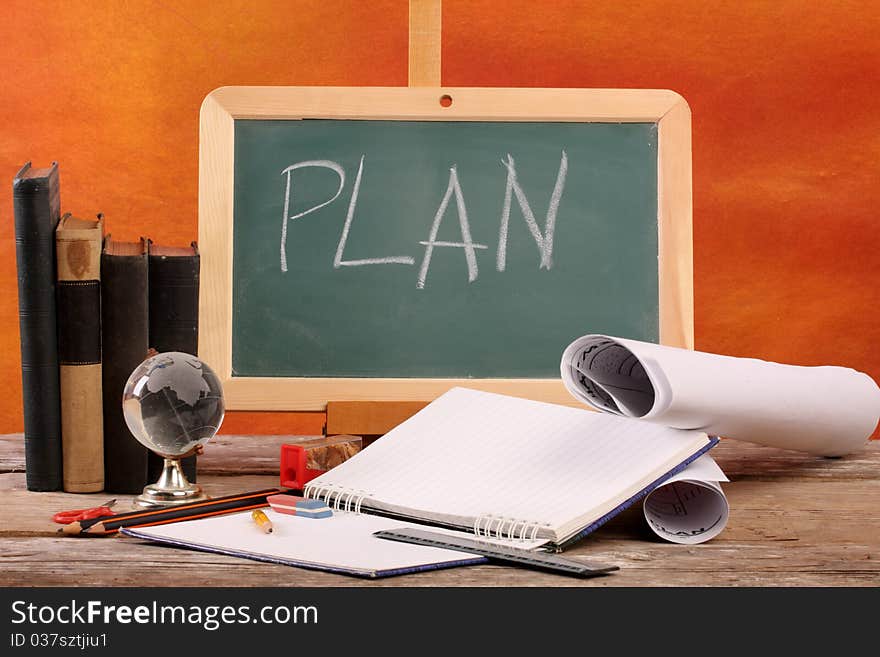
[{"left": 2, "top": 434, "right": 878, "bottom": 586}]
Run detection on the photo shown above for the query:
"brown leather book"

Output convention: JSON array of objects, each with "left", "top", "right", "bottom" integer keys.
[{"left": 56, "top": 213, "right": 104, "bottom": 492}]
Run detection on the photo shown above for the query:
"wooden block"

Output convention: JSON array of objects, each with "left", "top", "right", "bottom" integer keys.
[
  {"left": 296, "top": 434, "right": 363, "bottom": 471},
  {"left": 326, "top": 401, "right": 429, "bottom": 437}
]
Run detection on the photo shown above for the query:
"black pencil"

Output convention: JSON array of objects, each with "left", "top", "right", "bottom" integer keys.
[{"left": 61, "top": 488, "right": 285, "bottom": 536}]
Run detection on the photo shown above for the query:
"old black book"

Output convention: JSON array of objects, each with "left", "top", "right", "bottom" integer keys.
[
  {"left": 12, "top": 162, "right": 63, "bottom": 491},
  {"left": 147, "top": 241, "right": 200, "bottom": 482},
  {"left": 102, "top": 236, "right": 150, "bottom": 493}
]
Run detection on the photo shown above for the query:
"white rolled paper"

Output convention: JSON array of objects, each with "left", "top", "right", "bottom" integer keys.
[
  {"left": 643, "top": 455, "right": 729, "bottom": 544},
  {"left": 561, "top": 334, "right": 880, "bottom": 457}
]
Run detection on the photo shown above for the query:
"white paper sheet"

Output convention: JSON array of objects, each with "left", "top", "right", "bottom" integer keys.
[
  {"left": 122, "top": 510, "right": 488, "bottom": 577},
  {"left": 561, "top": 334, "right": 880, "bottom": 456}
]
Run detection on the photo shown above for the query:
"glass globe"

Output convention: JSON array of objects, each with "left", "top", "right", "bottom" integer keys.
[{"left": 123, "top": 351, "right": 225, "bottom": 459}]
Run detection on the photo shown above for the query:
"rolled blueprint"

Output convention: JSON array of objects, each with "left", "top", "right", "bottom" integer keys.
[
  {"left": 642, "top": 455, "right": 728, "bottom": 545},
  {"left": 561, "top": 334, "right": 880, "bottom": 456}
]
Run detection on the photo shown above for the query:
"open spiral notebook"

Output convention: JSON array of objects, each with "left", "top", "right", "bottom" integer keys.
[{"left": 303, "top": 387, "right": 717, "bottom": 548}]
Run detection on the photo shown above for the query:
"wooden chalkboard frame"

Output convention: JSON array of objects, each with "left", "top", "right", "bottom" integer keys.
[{"left": 199, "top": 86, "right": 692, "bottom": 410}]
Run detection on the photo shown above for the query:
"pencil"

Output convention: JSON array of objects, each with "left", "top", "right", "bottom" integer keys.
[
  {"left": 251, "top": 509, "right": 274, "bottom": 533},
  {"left": 61, "top": 488, "right": 284, "bottom": 536}
]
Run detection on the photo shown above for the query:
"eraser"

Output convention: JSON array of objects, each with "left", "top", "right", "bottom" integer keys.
[{"left": 267, "top": 494, "right": 333, "bottom": 519}]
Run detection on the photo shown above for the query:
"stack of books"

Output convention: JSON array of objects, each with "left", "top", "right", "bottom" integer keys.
[{"left": 12, "top": 162, "right": 200, "bottom": 493}]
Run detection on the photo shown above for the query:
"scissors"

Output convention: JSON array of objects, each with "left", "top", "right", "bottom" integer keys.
[{"left": 52, "top": 499, "right": 117, "bottom": 525}]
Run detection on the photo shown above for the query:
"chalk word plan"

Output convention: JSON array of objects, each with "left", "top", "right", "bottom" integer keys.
[{"left": 279, "top": 152, "right": 569, "bottom": 289}]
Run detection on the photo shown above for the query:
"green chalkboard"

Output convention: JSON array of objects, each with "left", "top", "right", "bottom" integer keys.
[{"left": 231, "top": 119, "right": 658, "bottom": 378}]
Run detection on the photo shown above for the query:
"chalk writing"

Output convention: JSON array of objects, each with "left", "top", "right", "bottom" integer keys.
[
  {"left": 279, "top": 152, "right": 568, "bottom": 287},
  {"left": 417, "top": 165, "right": 488, "bottom": 289},
  {"left": 497, "top": 151, "right": 568, "bottom": 272},
  {"left": 334, "top": 155, "right": 416, "bottom": 268},
  {"left": 279, "top": 160, "right": 345, "bottom": 273}
]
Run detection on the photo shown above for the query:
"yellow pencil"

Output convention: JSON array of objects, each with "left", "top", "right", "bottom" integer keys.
[{"left": 251, "top": 509, "right": 273, "bottom": 534}]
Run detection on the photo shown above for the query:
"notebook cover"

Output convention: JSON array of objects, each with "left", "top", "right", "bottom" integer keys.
[
  {"left": 56, "top": 213, "right": 104, "bottom": 492},
  {"left": 12, "top": 162, "right": 63, "bottom": 491},
  {"left": 102, "top": 237, "right": 150, "bottom": 493},
  {"left": 147, "top": 241, "right": 199, "bottom": 483},
  {"left": 120, "top": 527, "right": 486, "bottom": 578}
]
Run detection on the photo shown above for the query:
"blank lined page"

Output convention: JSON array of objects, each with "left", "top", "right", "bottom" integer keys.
[{"left": 306, "top": 388, "right": 711, "bottom": 540}]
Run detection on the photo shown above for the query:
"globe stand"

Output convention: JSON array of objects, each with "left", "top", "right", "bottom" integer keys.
[{"left": 135, "top": 457, "right": 209, "bottom": 508}]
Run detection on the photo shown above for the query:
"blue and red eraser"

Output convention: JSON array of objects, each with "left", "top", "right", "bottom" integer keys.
[{"left": 266, "top": 494, "right": 333, "bottom": 519}]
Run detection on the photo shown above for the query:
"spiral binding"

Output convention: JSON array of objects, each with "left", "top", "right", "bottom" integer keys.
[
  {"left": 472, "top": 514, "right": 549, "bottom": 541},
  {"left": 305, "top": 485, "right": 550, "bottom": 540},
  {"left": 304, "top": 481, "right": 370, "bottom": 515}
]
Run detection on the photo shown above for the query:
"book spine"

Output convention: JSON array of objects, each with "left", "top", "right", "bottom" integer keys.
[
  {"left": 56, "top": 224, "right": 104, "bottom": 492},
  {"left": 12, "top": 164, "right": 63, "bottom": 491},
  {"left": 102, "top": 248, "right": 150, "bottom": 493},
  {"left": 148, "top": 248, "right": 200, "bottom": 482}
]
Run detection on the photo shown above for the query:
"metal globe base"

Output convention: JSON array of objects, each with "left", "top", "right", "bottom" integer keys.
[{"left": 135, "top": 457, "right": 209, "bottom": 508}]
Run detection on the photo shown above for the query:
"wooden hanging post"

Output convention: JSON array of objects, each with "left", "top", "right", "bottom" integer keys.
[
  {"left": 408, "top": 0, "right": 442, "bottom": 87},
  {"left": 325, "top": 0, "right": 442, "bottom": 439}
]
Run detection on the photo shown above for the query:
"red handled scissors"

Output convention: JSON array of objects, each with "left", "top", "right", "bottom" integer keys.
[{"left": 52, "top": 499, "right": 117, "bottom": 525}]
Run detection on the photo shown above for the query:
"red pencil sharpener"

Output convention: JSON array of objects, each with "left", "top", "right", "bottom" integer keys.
[{"left": 279, "top": 444, "right": 326, "bottom": 490}]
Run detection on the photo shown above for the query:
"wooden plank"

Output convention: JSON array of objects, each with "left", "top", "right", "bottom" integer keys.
[
  {"left": 197, "top": 435, "right": 297, "bottom": 474},
  {"left": 0, "top": 434, "right": 312, "bottom": 476},
  {"left": 599, "top": 500, "right": 880, "bottom": 545},
  {"left": 4, "top": 434, "right": 880, "bottom": 480},
  {"left": 4, "top": 434, "right": 879, "bottom": 480},
  {"left": 222, "top": 378, "right": 580, "bottom": 411},
  {"left": 204, "top": 86, "right": 686, "bottom": 122},
  {"left": 198, "top": 434, "right": 360, "bottom": 475},
  {"left": 326, "top": 401, "right": 428, "bottom": 436},
  {"left": 1, "top": 535, "right": 877, "bottom": 587},
  {"left": 710, "top": 439, "right": 880, "bottom": 481},
  {"left": 657, "top": 96, "right": 694, "bottom": 349},
  {"left": 4, "top": 434, "right": 878, "bottom": 586},
  {"left": 408, "top": 0, "right": 442, "bottom": 87},
  {"left": 198, "top": 89, "right": 236, "bottom": 382},
  {"left": 4, "top": 471, "right": 878, "bottom": 545},
  {"left": 0, "top": 434, "right": 24, "bottom": 474},
  {"left": 0, "top": 472, "right": 279, "bottom": 531}
]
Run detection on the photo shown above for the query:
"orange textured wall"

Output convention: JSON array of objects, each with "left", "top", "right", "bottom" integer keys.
[{"left": 1, "top": 1, "right": 878, "bottom": 435}]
